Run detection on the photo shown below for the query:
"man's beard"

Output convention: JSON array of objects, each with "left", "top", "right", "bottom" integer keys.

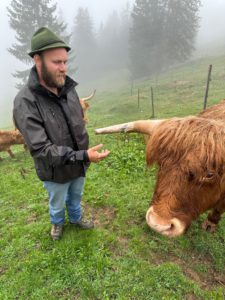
[{"left": 41, "top": 60, "right": 66, "bottom": 89}]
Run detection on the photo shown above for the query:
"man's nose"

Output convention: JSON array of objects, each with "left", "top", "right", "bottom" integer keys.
[{"left": 59, "top": 62, "right": 66, "bottom": 72}]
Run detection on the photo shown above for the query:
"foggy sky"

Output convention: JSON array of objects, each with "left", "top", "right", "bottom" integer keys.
[{"left": 0, "top": 0, "right": 225, "bottom": 128}]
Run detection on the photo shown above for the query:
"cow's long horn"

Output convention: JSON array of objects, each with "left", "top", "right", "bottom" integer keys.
[
  {"left": 95, "top": 120, "right": 164, "bottom": 135},
  {"left": 80, "top": 89, "right": 96, "bottom": 101}
]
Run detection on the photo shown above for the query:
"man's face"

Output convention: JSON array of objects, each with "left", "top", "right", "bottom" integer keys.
[{"left": 39, "top": 48, "right": 68, "bottom": 88}]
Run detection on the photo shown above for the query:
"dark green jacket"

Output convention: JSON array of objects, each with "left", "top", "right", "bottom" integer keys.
[{"left": 13, "top": 66, "right": 89, "bottom": 183}]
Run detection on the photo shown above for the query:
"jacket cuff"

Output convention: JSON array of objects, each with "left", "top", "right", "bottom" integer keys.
[
  {"left": 68, "top": 150, "right": 90, "bottom": 163},
  {"left": 75, "top": 150, "right": 85, "bottom": 161},
  {"left": 75, "top": 150, "right": 90, "bottom": 162},
  {"left": 83, "top": 150, "right": 90, "bottom": 162}
]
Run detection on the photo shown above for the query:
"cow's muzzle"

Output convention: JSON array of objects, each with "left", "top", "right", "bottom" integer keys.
[{"left": 146, "top": 206, "right": 186, "bottom": 237}]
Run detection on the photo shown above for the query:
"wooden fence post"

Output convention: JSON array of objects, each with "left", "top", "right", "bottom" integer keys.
[
  {"left": 138, "top": 88, "right": 140, "bottom": 109},
  {"left": 203, "top": 64, "right": 212, "bottom": 110},
  {"left": 150, "top": 87, "right": 155, "bottom": 118}
]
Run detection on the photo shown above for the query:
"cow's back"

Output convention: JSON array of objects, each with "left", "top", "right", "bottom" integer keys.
[{"left": 199, "top": 99, "right": 225, "bottom": 123}]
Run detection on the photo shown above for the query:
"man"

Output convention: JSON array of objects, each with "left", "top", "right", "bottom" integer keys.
[{"left": 13, "top": 27, "right": 110, "bottom": 240}]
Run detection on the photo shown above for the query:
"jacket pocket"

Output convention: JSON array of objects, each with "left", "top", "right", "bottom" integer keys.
[
  {"left": 53, "top": 163, "right": 84, "bottom": 183},
  {"left": 34, "top": 159, "right": 54, "bottom": 181}
]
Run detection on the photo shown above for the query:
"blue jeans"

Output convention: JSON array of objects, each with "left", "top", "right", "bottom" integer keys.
[{"left": 43, "top": 177, "right": 85, "bottom": 225}]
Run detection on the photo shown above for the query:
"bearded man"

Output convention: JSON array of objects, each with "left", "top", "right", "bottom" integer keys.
[{"left": 13, "top": 27, "right": 110, "bottom": 240}]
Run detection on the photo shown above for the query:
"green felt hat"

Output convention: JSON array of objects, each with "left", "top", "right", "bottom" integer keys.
[{"left": 28, "top": 27, "right": 71, "bottom": 57}]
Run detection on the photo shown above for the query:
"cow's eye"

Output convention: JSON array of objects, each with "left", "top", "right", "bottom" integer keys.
[
  {"left": 201, "top": 171, "right": 217, "bottom": 183},
  {"left": 188, "top": 171, "right": 195, "bottom": 181},
  {"left": 205, "top": 172, "right": 214, "bottom": 179}
]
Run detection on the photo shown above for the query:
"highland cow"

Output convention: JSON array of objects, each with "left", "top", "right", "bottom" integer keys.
[{"left": 95, "top": 100, "right": 225, "bottom": 237}]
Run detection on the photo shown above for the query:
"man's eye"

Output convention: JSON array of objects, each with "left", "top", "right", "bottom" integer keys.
[{"left": 54, "top": 61, "right": 67, "bottom": 65}]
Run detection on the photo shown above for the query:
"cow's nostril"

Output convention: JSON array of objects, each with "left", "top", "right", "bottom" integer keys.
[{"left": 169, "top": 223, "right": 174, "bottom": 230}]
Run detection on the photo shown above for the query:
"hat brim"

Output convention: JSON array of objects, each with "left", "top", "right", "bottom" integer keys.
[{"left": 28, "top": 42, "right": 71, "bottom": 57}]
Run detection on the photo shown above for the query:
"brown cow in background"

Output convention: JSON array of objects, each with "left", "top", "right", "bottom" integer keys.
[
  {"left": 95, "top": 99, "right": 225, "bottom": 237},
  {"left": 0, "top": 129, "right": 25, "bottom": 160},
  {"left": 80, "top": 90, "right": 96, "bottom": 124}
]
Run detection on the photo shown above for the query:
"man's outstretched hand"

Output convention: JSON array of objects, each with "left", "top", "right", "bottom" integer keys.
[{"left": 87, "top": 144, "right": 110, "bottom": 163}]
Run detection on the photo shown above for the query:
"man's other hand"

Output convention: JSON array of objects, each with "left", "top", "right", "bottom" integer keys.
[{"left": 87, "top": 144, "right": 110, "bottom": 163}]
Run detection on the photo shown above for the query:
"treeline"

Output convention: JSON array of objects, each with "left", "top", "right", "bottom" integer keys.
[
  {"left": 71, "top": 5, "right": 131, "bottom": 82},
  {"left": 7, "top": 0, "right": 201, "bottom": 87},
  {"left": 129, "top": 0, "right": 201, "bottom": 78}
]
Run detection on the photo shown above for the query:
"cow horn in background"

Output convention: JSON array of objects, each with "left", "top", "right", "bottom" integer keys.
[
  {"left": 95, "top": 120, "right": 164, "bottom": 135},
  {"left": 80, "top": 89, "right": 96, "bottom": 102}
]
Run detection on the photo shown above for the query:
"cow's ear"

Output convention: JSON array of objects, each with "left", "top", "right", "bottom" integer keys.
[
  {"left": 146, "top": 137, "right": 159, "bottom": 166},
  {"left": 146, "top": 144, "right": 157, "bottom": 166},
  {"left": 146, "top": 152, "right": 155, "bottom": 166}
]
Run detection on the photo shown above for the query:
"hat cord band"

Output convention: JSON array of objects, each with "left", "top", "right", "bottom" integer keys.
[{"left": 35, "top": 39, "right": 64, "bottom": 51}]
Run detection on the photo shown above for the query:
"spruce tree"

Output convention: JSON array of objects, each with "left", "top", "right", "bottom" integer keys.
[
  {"left": 71, "top": 7, "right": 97, "bottom": 82},
  {"left": 129, "top": 0, "right": 165, "bottom": 79},
  {"left": 7, "top": 0, "right": 73, "bottom": 88},
  {"left": 129, "top": 0, "right": 201, "bottom": 79},
  {"left": 118, "top": 2, "right": 131, "bottom": 67},
  {"left": 96, "top": 5, "right": 132, "bottom": 76},
  {"left": 163, "top": 0, "right": 201, "bottom": 66},
  {"left": 97, "top": 10, "right": 121, "bottom": 71}
]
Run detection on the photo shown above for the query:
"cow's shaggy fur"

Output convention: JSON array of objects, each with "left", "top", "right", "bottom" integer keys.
[
  {"left": 80, "top": 100, "right": 90, "bottom": 124},
  {"left": 145, "top": 101, "right": 225, "bottom": 234},
  {"left": 95, "top": 99, "right": 225, "bottom": 235},
  {"left": 146, "top": 116, "right": 225, "bottom": 174}
]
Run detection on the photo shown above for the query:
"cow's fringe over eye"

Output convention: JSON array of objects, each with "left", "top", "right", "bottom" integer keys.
[{"left": 146, "top": 117, "right": 225, "bottom": 176}]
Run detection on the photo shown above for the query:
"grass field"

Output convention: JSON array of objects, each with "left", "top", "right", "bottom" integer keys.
[{"left": 0, "top": 55, "right": 225, "bottom": 299}]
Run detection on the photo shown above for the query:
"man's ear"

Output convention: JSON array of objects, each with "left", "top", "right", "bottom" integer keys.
[{"left": 33, "top": 54, "right": 41, "bottom": 67}]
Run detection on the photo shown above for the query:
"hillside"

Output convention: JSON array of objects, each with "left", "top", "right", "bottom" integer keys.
[
  {"left": 0, "top": 55, "right": 224, "bottom": 299},
  {"left": 88, "top": 55, "right": 225, "bottom": 129}
]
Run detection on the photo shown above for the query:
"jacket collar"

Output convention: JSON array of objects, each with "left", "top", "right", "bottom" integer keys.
[{"left": 28, "top": 66, "right": 78, "bottom": 97}]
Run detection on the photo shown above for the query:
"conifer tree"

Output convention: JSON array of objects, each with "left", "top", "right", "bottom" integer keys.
[
  {"left": 96, "top": 5, "right": 131, "bottom": 75},
  {"left": 7, "top": 0, "right": 73, "bottom": 88},
  {"left": 71, "top": 7, "right": 97, "bottom": 82},
  {"left": 129, "top": 0, "right": 165, "bottom": 79},
  {"left": 117, "top": 3, "right": 132, "bottom": 68},
  {"left": 97, "top": 11, "right": 121, "bottom": 70},
  {"left": 163, "top": 0, "right": 201, "bottom": 66},
  {"left": 129, "top": 0, "right": 201, "bottom": 79}
]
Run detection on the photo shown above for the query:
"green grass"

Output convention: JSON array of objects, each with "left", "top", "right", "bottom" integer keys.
[{"left": 0, "top": 55, "right": 225, "bottom": 299}]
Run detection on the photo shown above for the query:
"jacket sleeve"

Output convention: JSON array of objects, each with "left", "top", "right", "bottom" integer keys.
[{"left": 13, "top": 97, "right": 89, "bottom": 166}]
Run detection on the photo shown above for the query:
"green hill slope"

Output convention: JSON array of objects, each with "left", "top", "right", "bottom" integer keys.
[
  {"left": 0, "top": 55, "right": 224, "bottom": 299},
  {"left": 88, "top": 55, "right": 225, "bottom": 129}
]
